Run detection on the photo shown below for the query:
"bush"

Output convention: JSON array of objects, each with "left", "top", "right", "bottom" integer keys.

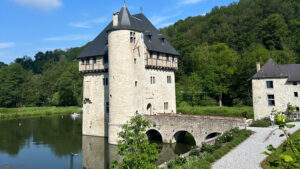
[
  {"left": 167, "top": 156, "right": 187, "bottom": 168},
  {"left": 250, "top": 118, "right": 270, "bottom": 127},
  {"left": 201, "top": 143, "right": 220, "bottom": 153},
  {"left": 199, "top": 96, "right": 218, "bottom": 106},
  {"left": 189, "top": 149, "right": 200, "bottom": 156},
  {"left": 204, "top": 154, "right": 216, "bottom": 163},
  {"left": 177, "top": 105, "right": 253, "bottom": 118}
]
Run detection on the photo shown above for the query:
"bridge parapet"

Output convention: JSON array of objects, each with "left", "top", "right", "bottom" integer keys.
[{"left": 144, "top": 114, "right": 246, "bottom": 146}]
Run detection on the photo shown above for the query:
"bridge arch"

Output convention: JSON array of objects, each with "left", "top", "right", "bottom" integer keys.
[
  {"left": 205, "top": 132, "right": 221, "bottom": 140},
  {"left": 146, "top": 129, "right": 162, "bottom": 142},
  {"left": 172, "top": 130, "right": 196, "bottom": 145}
]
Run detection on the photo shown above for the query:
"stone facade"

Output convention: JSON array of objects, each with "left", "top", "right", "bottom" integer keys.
[
  {"left": 252, "top": 78, "right": 300, "bottom": 120},
  {"left": 79, "top": 5, "right": 178, "bottom": 144},
  {"left": 144, "top": 114, "right": 246, "bottom": 146}
]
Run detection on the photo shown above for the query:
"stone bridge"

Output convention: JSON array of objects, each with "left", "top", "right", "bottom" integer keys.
[{"left": 143, "top": 114, "right": 246, "bottom": 146}]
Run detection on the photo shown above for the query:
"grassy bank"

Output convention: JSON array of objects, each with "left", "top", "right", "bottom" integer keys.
[
  {"left": 262, "top": 129, "right": 300, "bottom": 169},
  {"left": 177, "top": 105, "right": 253, "bottom": 119},
  {"left": 167, "top": 128, "right": 253, "bottom": 169},
  {"left": 0, "top": 107, "right": 82, "bottom": 120}
]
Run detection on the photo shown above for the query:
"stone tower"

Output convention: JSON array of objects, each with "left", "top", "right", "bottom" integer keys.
[{"left": 77, "top": 4, "right": 179, "bottom": 145}]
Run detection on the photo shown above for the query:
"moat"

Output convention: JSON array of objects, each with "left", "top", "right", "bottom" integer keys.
[{"left": 0, "top": 115, "right": 194, "bottom": 169}]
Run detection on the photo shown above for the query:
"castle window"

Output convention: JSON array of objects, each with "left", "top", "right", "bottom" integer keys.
[
  {"left": 135, "top": 81, "right": 138, "bottom": 87},
  {"left": 103, "top": 78, "right": 108, "bottom": 86},
  {"left": 161, "top": 38, "right": 165, "bottom": 45},
  {"left": 148, "top": 35, "right": 152, "bottom": 42},
  {"left": 130, "top": 32, "right": 136, "bottom": 43},
  {"left": 104, "top": 55, "right": 108, "bottom": 64},
  {"left": 81, "top": 59, "right": 84, "bottom": 65},
  {"left": 294, "top": 92, "right": 298, "bottom": 97},
  {"left": 93, "top": 57, "right": 97, "bottom": 64},
  {"left": 86, "top": 58, "right": 90, "bottom": 65},
  {"left": 267, "top": 94, "right": 275, "bottom": 106},
  {"left": 167, "top": 55, "right": 170, "bottom": 61},
  {"left": 134, "top": 58, "right": 137, "bottom": 64},
  {"left": 150, "top": 76, "right": 155, "bottom": 84},
  {"left": 293, "top": 82, "right": 297, "bottom": 85},
  {"left": 164, "top": 102, "right": 168, "bottom": 111},
  {"left": 172, "top": 56, "right": 175, "bottom": 62},
  {"left": 106, "top": 102, "right": 109, "bottom": 113},
  {"left": 296, "top": 107, "right": 299, "bottom": 112},
  {"left": 150, "top": 52, "right": 153, "bottom": 59},
  {"left": 167, "top": 76, "right": 172, "bottom": 83},
  {"left": 266, "top": 81, "right": 273, "bottom": 89},
  {"left": 157, "top": 53, "right": 160, "bottom": 60}
]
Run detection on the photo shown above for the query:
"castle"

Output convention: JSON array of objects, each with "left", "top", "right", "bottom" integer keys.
[
  {"left": 252, "top": 58, "right": 300, "bottom": 120},
  {"left": 77, "top": 4, "right": 179, "bottom": 144}
]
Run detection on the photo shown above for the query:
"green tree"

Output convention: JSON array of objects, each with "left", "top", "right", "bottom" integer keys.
[
  {"left": 112, "top": 115, "right": 158, "bottom": 169},
  {"left": 204, "top": 43, "right": 238, "bottom": 107},
  {"left": 260, "top": 14, "right": 288, "bottom": 50},
  {"left": 184, "top": 73, "right": 202, "bottom": 106}
]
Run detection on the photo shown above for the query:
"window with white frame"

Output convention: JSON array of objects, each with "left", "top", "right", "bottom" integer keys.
[
  {"left": 167, "top": 76, "right": 171, "bottom": 83},
  {"left": 150, "top": 76, "right": 155, "bottom": 84},
  {"left": 164, "top": 102, "right": 168, "bottom": 110},
  {"left": 266, "top": 81, "right": 273, "bottom": 88},
  {"left": 268, "top": 94, "right": 275, "bottom": 106}
]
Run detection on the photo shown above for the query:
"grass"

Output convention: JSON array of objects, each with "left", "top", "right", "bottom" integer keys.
[
  {"left": 262, "top": 129, "right": 300, "bottom": 169},
  {"left": 0, "top": 106, "right": 82, "bottom": 120},
  {"left": 167, "top": 128, "right": 253, "bottom": 169},
  {"left": 177, "top": 105, "right": 253, "bottom": 119},
  {"left": 250, "top": 118, "right": 271, "bottom": 127}
]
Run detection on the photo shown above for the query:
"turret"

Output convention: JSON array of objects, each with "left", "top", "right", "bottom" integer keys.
[{"left": 107, "top": 4, "right": 138, "bottom": 144}]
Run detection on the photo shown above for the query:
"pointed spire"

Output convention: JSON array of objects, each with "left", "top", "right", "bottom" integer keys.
[{"left": 118, "top": 2, "right": 132, "bottom": 27}]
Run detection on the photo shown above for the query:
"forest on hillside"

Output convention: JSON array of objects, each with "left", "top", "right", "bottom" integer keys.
[{"left": 0, "top": 0, "right": 300, "bottom": 108}]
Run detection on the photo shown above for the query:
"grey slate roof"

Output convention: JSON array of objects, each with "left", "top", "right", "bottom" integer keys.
[
  {"left": 252, "top": 58, "right": 300, "bottom": 81},
  {"left": 77, "top": 4, "right": 179, "bottom": 59}
]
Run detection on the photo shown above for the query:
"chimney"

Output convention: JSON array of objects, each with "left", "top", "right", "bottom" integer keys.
[
  {"left": 256, "top": 62, "right": 261, "bottom": 72},
  {"left": 113, "top": 12, "right": 119, "bottom": 26}
]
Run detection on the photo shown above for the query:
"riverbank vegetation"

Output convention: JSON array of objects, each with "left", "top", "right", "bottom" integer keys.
[
  {"left": 0, "top": 107, "right": 81, "bottom": 120},
  {"left": 1, "top": 0, "right": 300, "bottom": 109},
  {"left": 166, "top": 128, "right": 252, "bottom": 169},
  {"left": 177, "top": 104, "right": 253, "bottom": 119}
]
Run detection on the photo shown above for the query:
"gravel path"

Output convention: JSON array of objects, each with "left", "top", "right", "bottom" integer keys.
[{"left": 212, "top": 122, "right": 300, "bottom": 169}]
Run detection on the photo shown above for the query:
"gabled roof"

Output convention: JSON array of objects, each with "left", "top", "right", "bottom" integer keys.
[
  {"left": 252, "top": 59, "right": 288, "bottom": 79},
  {"left": 77, "top": 4, "right": 179, "bottom": 59},
  {"left": 279, "top": 64, "right": 300, "bottom": 82},
  {"left": 252, "top": 58, "right": 300, "bottom": 81}
]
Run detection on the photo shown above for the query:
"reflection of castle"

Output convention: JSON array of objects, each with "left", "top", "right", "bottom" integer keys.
[
  {"left": 77, "top": 3, "right": 179, "bottom": 145},
  {"left": 82, "top": 136, "right": 117, "bottom": 169},
  {"left": 82, "top": 136, "right": 180, "bottom": 168}
]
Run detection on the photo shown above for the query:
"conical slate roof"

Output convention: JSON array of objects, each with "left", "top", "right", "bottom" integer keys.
[
  {"left": 77, "top": 4, "right": 180, "bottom": 58},
  {"left": 252, "top": 58, "right": 288, "bottom": 79}
]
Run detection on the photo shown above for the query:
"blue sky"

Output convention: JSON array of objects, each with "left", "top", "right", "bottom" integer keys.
[{"left": 0, "top": 0, "right": 238, "bottom": 64}]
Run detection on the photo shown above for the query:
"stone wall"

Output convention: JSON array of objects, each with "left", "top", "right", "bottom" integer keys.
[
  {"left": 82, "top": 73, "right": 109, "bottom": 137},
  {"left": 252, "top": 78, "right": 300, "bottom": 120},
  {"left": 144, "top": 114, "right": 246, "bottom": 146}
]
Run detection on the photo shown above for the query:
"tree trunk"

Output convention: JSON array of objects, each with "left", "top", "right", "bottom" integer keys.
[{"left": 219, "top": 94, "right": 222, "bottom": 107}]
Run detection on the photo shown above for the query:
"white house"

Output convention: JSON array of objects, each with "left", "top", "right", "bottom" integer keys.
[{"left": 252, "top": 58, "right": 300, "bottom": 120}]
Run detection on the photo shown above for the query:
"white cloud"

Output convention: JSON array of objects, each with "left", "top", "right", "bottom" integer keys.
[
  {"left": 43, "top": 35, "right": 93, "bottom": 41},
  {"left": 150, "top": 11, "right": 182, "bottom": 26},
  {"left": 69, "top": 17, "right": 107, "bottom": 28},
  {"left": 179, "top": 0, "right": 206, "bottom": 5},
  {"left": 11, "top": 0, "right": 62, "bottom": 11},
  {"left": 0, "top": 42, "right": 15, "bottom": 49}
]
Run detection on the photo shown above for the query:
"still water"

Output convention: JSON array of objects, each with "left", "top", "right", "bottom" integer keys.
[{"left": 0, "top": 115, "right": 192, "bottom": 169}]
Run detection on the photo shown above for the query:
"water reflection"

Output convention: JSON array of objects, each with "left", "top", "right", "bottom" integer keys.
[{"left": 0, "top": 115, "right": 192, "bottom": 169}]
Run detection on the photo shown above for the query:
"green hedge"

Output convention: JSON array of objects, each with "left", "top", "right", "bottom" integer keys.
[
  {"left": 177, "top": 105, "right": 253, "bottom": 119},
  {"left": 167, "top": 129, "right": 253, "bottom": 169}
]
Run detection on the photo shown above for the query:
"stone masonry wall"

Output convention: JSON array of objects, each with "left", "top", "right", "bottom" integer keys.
[{"left": 252, "top": 78, "right": 300, "bottom": 120}]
